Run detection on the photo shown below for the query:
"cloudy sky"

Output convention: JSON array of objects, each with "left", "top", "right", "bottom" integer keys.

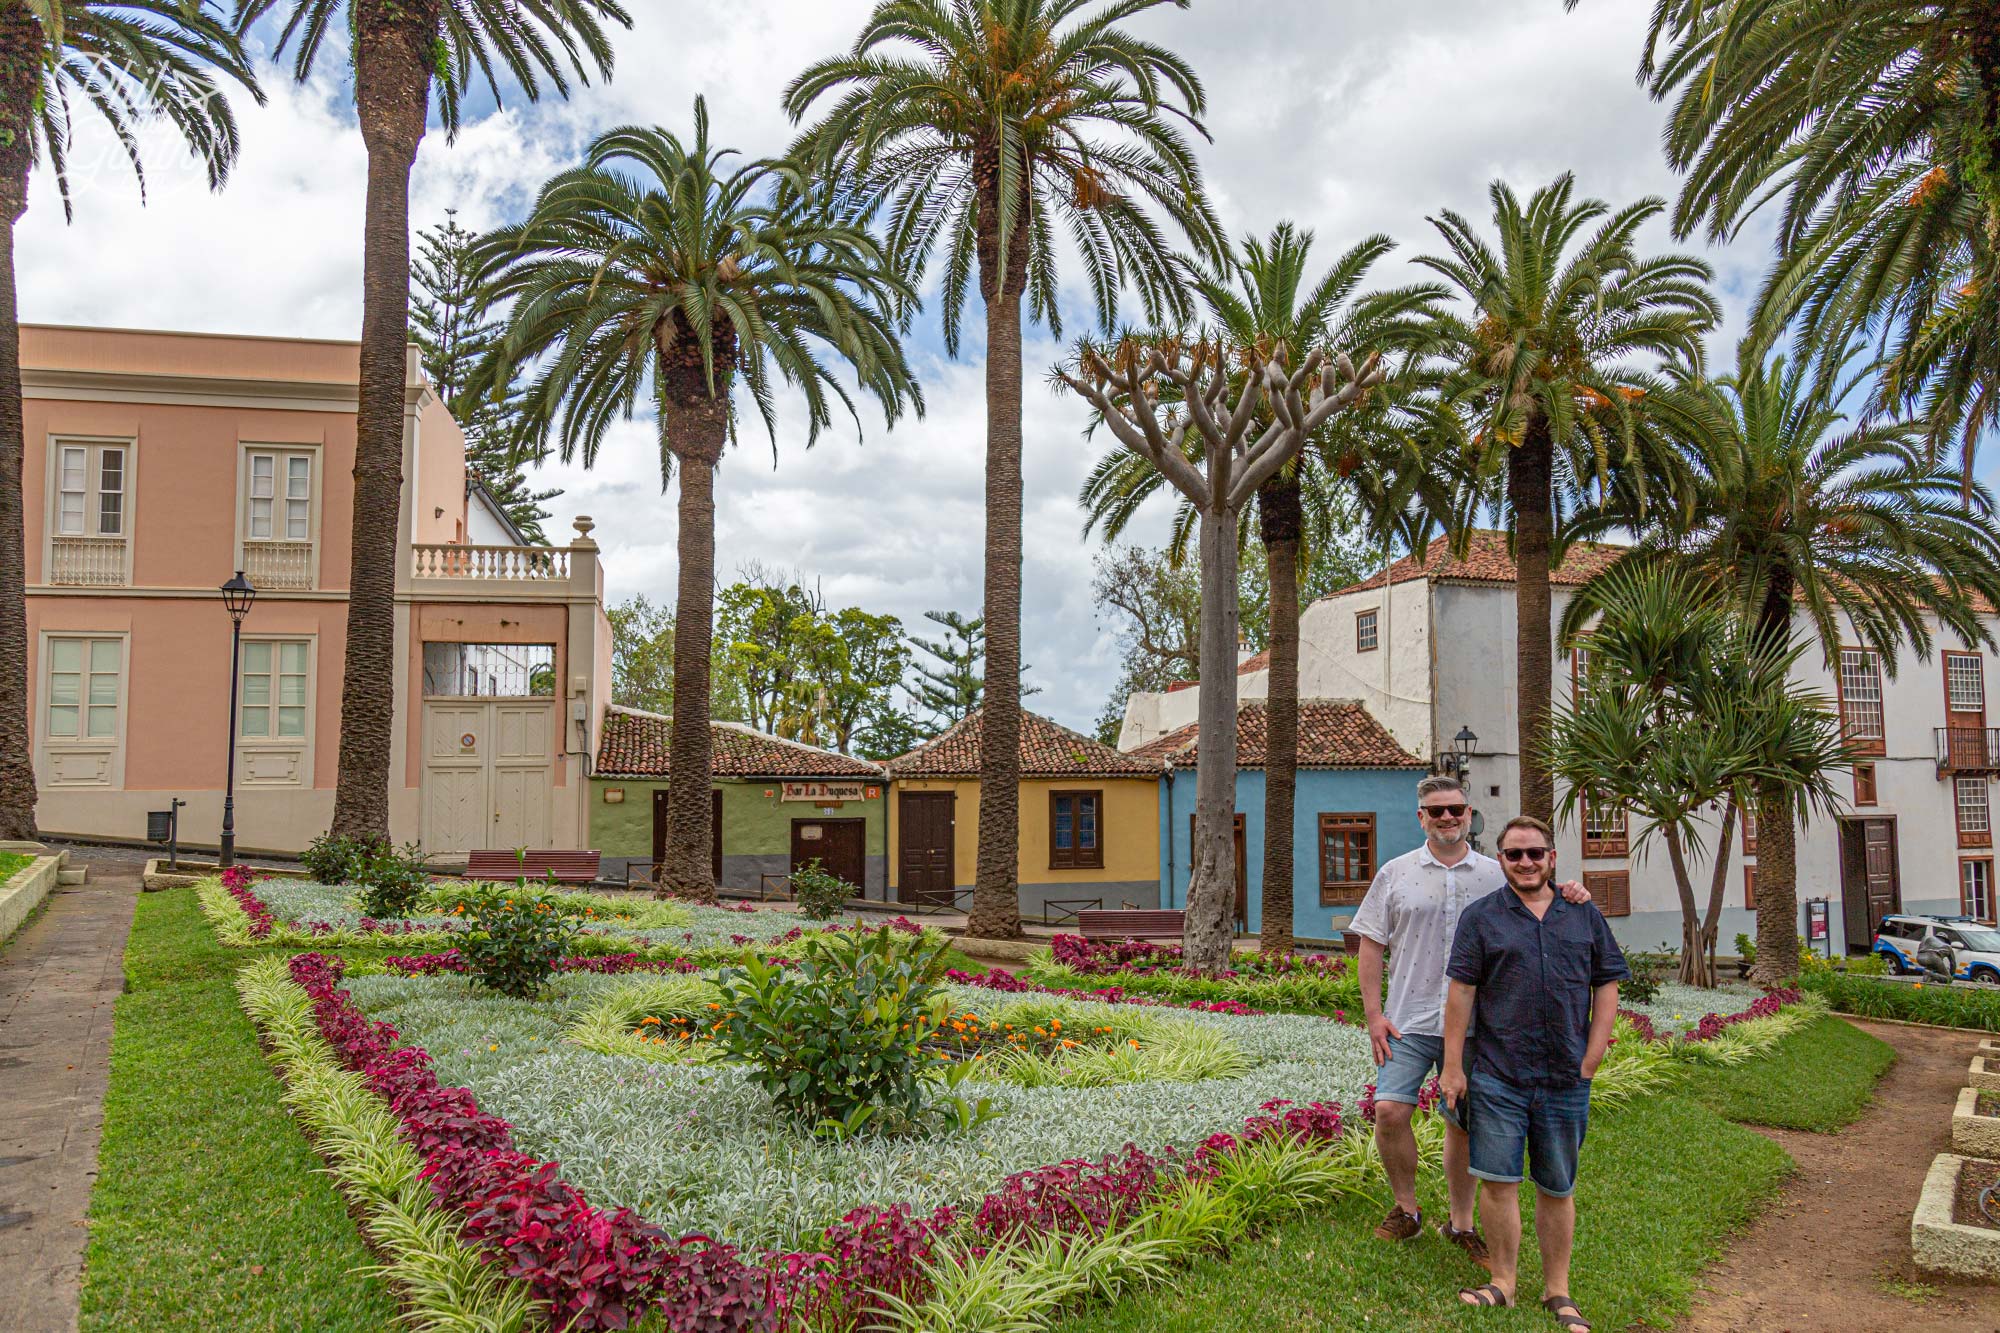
[{"left": 21, "top": 0, "right": 1794, "bottom": 732}]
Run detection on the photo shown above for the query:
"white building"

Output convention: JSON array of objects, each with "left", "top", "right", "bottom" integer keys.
[{"left": 1119, "top": 530, "right": 1995, "bottom": 954}]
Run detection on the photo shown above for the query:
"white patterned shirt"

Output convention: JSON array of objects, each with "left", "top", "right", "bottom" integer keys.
[{"left": 1347, "top": 844, "right": 1506, "bottom": 1038}]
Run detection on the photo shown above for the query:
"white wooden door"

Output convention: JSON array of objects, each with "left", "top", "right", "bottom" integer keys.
[
  {"left": 423, "top": 704, "right": 489, "bottom": 852},
  {"left": 490, "top": 702, "right": 553, "bottom": 850}
]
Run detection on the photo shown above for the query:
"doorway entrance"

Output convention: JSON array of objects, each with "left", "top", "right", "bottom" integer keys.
[
  {"left": 421, "top": 700, "right": 555, "bottom": 852},
  {"left": 1839, "top": 816, "right": 1901, "bottom": 953},
  {"left": 792, "top": 818, "right": 866, "bottom": 892},
  {"left": 651, "top": 788, "right": 723, "bottom": 883},
  {"left": 898, "top": 791, "right": 955, "bottom": 905}
]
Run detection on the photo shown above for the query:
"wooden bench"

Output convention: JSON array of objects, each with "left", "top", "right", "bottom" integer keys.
[
  {"left": 464, "top": 849, "right": 602, "bottom": 885},
  {"left": 1077, "top": 908, "right": 1186, "bottom": 942}
]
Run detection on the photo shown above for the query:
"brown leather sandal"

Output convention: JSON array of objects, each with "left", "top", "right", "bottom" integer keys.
[
  {"left": 1542, "top": 1295, "right": 1590, "bottom": 1330},
  {"left": 1459, "top": 1282, "right": 1513, "bottom": 1308}
]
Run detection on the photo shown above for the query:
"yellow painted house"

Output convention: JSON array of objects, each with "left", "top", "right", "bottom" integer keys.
[{"left": 886, "top": 708, "right": 1164, "bottom": 919}]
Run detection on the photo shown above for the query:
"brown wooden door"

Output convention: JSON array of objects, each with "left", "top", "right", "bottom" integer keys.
[
  {"left": 899, "top": 792, "right": 955, "bottom": 905},
  {"left": 1190, "top": 813, "right": 1249, "bottom": 930},
  {"left": 650, "top": 788, "right": 723, "bottom": 883},
  {"left": 1863, "top": 817, "right": 1900, "bottom": 935},
  {"left": 793, "top": 818, "right": 866, "bottom": 891}
]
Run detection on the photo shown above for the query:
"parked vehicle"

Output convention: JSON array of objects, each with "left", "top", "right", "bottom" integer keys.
[{"left": 1874, "top": 914, "right": 2000, "bottom": 984}]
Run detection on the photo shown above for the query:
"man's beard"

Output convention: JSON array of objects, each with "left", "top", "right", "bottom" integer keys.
[{"left": 1428, "top": 824, "right": 1467, "bottom": 848}]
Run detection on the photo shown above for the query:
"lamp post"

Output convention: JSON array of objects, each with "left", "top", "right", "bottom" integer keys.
[
  {"left": 1447, "top": 725, "right": 1479, "bottom": 783},
  {"left": 219, "top": 571, "right": 257, "bottom": 868}
]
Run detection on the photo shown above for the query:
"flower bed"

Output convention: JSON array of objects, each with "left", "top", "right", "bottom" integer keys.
[
  {"left": 1023, "top": 938, "right": 1363, "bottom": 1017},
  {"left": 198, "top": 872, "right": 923, "bottom": 964},
  {"left": 244, "top": 952, "right": 1389, "bottom": 1332},
  {"left": 1803, "top": 969, "right": 2000, "bottom": 1033}
]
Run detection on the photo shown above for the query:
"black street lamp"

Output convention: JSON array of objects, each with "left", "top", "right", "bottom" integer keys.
[
  {"left": 1446, "top": 724, "right": 1479, "bottom": 782},
  {"left": 219, "top": 571, "right": 257, "bottom": 868}
]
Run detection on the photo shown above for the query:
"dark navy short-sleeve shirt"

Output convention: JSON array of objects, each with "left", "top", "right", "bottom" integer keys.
[{"left": 1445, "top": 887, "right": 1630, "bottom": 1089}]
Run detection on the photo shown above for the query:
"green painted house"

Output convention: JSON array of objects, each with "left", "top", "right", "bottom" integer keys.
[{"left": 591, "top": 706, "right": 889, "bottom": 895}]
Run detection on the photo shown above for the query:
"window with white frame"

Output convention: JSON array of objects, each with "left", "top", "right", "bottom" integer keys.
[
  {"left": 1950, "top": 654, "right": 1987, "bottom": 714},
  {"left": 55, "top": 442, "right": 126, "bottom": 537},
  {"left": 1838, "top": 648, "right": 1886, "bottom": 752},
  {"left": 45, "top": 637, "right": 121, "bottom": 739},
  {"left": 1965, "top": 859, "right": 1996, "bottom": 925},
  {"left": 246, "top": 450, "right": 312, "bottom": 541},
  {"left": 1959, "top": 776, "right": 1993, "bottom": 847},
  {"left": 239, "top": 640, "right": 310, "bottom": 741},
  {"left": 1355, "top": 609, "right": 1379, "bottom": 653}
]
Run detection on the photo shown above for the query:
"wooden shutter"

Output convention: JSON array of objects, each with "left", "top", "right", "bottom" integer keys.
[{"left": 1582, "top": 870, "right": 1630, "bottom": 918}]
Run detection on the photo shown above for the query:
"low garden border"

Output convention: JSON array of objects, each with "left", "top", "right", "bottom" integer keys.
[
  {"left": 0, "top": 850, "right": 67, "bottom": 947},
  {"left": 1914, "top": 1152, "right": 2000, "bottom": 1279}
]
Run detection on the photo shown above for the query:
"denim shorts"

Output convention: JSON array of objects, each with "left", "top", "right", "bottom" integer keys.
[
  {"left": 1374, "top": 1032, "right": 1445, "bottom": 1105},
  {"left": 1462, "top": 1070, "right": 1591, "bottom": 1198}
]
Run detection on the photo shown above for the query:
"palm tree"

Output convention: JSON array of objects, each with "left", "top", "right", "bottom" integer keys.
[
  {"left": 232, "top": 0, "right": 628, "bottom": 841},
  {"left": 0, "top": 0, "right": 257, "bottom": 839},
  {"left": 785, "top": 0, "right": 1221, "bottom": 941},
  {"left": 472, "top": 104, "right": 922, "bottom": 901},
  {"left": 1414, "top": 174, "right": 1718, "bottom": 823},
  {"left": 1079, "top": 224, "right": 1439, "bottom": 953},
  {"left": 1565, "top": 344, "right": 2000, "bottom": 981},
  {"left": 1624, "top": 0, "right": 2000, "bottom": 490},
  {"left": 1548, "top": 561, "right": 1848, "bottom": 986}
]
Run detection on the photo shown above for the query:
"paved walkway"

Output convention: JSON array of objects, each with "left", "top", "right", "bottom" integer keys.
[{"left": 0, "top": 852, "right": 139, "bottom": 1333}]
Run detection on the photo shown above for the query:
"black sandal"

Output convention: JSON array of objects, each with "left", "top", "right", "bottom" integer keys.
[
  {"left": 1459, "top": 1282, "right": 1513, "bottom": 1308},
  {"left": 1542, "top": 1295, "right": 1590, "bottom": 1330}
]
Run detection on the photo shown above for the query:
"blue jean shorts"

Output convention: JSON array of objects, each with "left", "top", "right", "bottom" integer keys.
[
  {"left": 1461, "top": 1070, "right": 1591, "bottom": 1198},
  {"left": 1375, "top": 1031, "right": 1445, "bottom": 1105}
]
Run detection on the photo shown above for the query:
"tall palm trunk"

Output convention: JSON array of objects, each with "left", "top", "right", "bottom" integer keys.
[
  {"left": 659, "top": 420, "right": 722, "bottom": 903},
  {"left": 330, "top": 7, "right": 435, "bottom": 841},
  {"left": 1749, "top": 569, "right": 1801, "bottom": 984},
  {"left": 0, "top": 15, "right": 36, "bottom": 839},
  {"left": 1510, "top": 413, "right": 1556, "bottom": 824},
  {"left": 1256, "top": 474, "right": 1301, "bottom": 955},
  {"left": 967, "top": 156, "right": 1029, "bottom": 941}
]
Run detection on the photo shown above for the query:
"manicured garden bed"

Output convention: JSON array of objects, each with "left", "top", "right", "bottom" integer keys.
[{"left": 1802, "top": 968, "right": 2000, "bottom": 1032}]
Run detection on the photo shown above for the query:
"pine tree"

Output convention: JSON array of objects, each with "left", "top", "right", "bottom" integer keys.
[
  {"left": 410, "top": 211, "right": 561, "bottom": 542},
  {"left": 909, "top": 611, "right": 985, "bottom": 727}
]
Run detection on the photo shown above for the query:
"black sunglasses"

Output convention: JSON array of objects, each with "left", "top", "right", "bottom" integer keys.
[
  {"left": 1420, "top": 803, "right": 1470, "bottom": 818},
  {"left": 1500, "top": 846, "right": 1552, "bottom": 863}
]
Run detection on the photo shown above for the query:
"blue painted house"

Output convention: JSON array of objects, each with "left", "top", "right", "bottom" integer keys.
[{"left": 1135, "top": 699, "right": 1429, "bottom": 943}]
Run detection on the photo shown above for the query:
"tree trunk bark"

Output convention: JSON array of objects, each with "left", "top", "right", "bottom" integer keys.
[
  {"left": 966, "top": 165, "right": 1029, "bottom": 942},
  {"left": 1256, "top": 474, "right": 1301, "bottom": 955},
  {"left": 330, "top": 14, "right": 433, "bottom": 843},
  {"left": 0, "top": 60, "right": 34, "bottom": 839},
  {"left": 660, "top": 408, "right": 721, "bottom": 902},
  {"left": 1185, "top": 501, "right": 1241, "bottom": 974},
  {"left": 1749, "top": 571, "right": 1801, "bottom": 984},
  {"left": 1663, "top": 824, "right": 1711, "bottom": 986},
  {"left": 1509, "top": 413, "right": 1556, "bottom": 824},
  {"left": 1697, "top": 798, "right": 1739, "bottom": 988}
]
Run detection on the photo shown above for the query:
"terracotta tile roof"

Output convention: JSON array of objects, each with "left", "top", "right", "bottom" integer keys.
[
  {"left": 595, "top": 706, "right": 884, "bottom": 779},
  {"left": 1238, "top": 649, "right": 1270, "bottom": 674},
  {"left": 1129, "top": 699, "right": 1426, "bottom": 771},
  {"left": 888, "top": 707, "right": 1165, "bottom": 779},
  {"left": 1326, "top": 531, "right": 1628, "bottom": 599}
]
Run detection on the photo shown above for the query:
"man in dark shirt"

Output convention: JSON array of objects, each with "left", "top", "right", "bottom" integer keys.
[{"left": 1441, "top": 815, "right": 1627, "bottom": 1330}]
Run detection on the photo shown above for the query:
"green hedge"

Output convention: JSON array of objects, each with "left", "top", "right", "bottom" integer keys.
[{"left": 1800, "top": 969, "right": 2000, "bottom": 1032}]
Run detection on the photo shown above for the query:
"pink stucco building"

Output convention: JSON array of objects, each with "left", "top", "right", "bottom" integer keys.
[{"left": 21, "top": 324, "right": 613, "bottom": 855}]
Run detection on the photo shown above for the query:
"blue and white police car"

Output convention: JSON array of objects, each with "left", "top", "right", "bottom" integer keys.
[{"left": 1873, "top": 914, "right": 2000, "bottom": 984}]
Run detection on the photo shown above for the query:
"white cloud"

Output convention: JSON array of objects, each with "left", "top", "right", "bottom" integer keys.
[{"left": 16, "top": 0, "right": 1812, "bottom": 732}]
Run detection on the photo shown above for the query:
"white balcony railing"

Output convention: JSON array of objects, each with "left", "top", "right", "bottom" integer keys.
[
  {"left": 244, "top": 539, "right": 315, "bottom": 590},
  {"left": 49, "top": 535, "right": 127, "bottom": 586},
  {"left": 411, "top": 543, "right": 571, "bottom": 582}
]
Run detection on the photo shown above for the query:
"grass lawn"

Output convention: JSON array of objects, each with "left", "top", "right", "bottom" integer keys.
[
  {"left": 1053, "top": 1015, "right": 1889, "bottom": 1333},
  {"left": 78, "top": 888, "right": 399, "bottom": 1332},
  {"left": 0, "top": 849, "right": 33, "bottom": 882},
  {"left": 1692, "top": 1014, "right": 1894, "bottom": 1132}
]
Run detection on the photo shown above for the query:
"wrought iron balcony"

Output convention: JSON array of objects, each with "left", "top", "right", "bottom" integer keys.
[{"left": 1936, "top": 726, "right": 2000, "bottom": 776}]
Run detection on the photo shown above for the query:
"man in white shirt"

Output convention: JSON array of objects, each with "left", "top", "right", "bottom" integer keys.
[{"left": 1350, "top": 773, "right": 1589, "bottom": 1264}]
